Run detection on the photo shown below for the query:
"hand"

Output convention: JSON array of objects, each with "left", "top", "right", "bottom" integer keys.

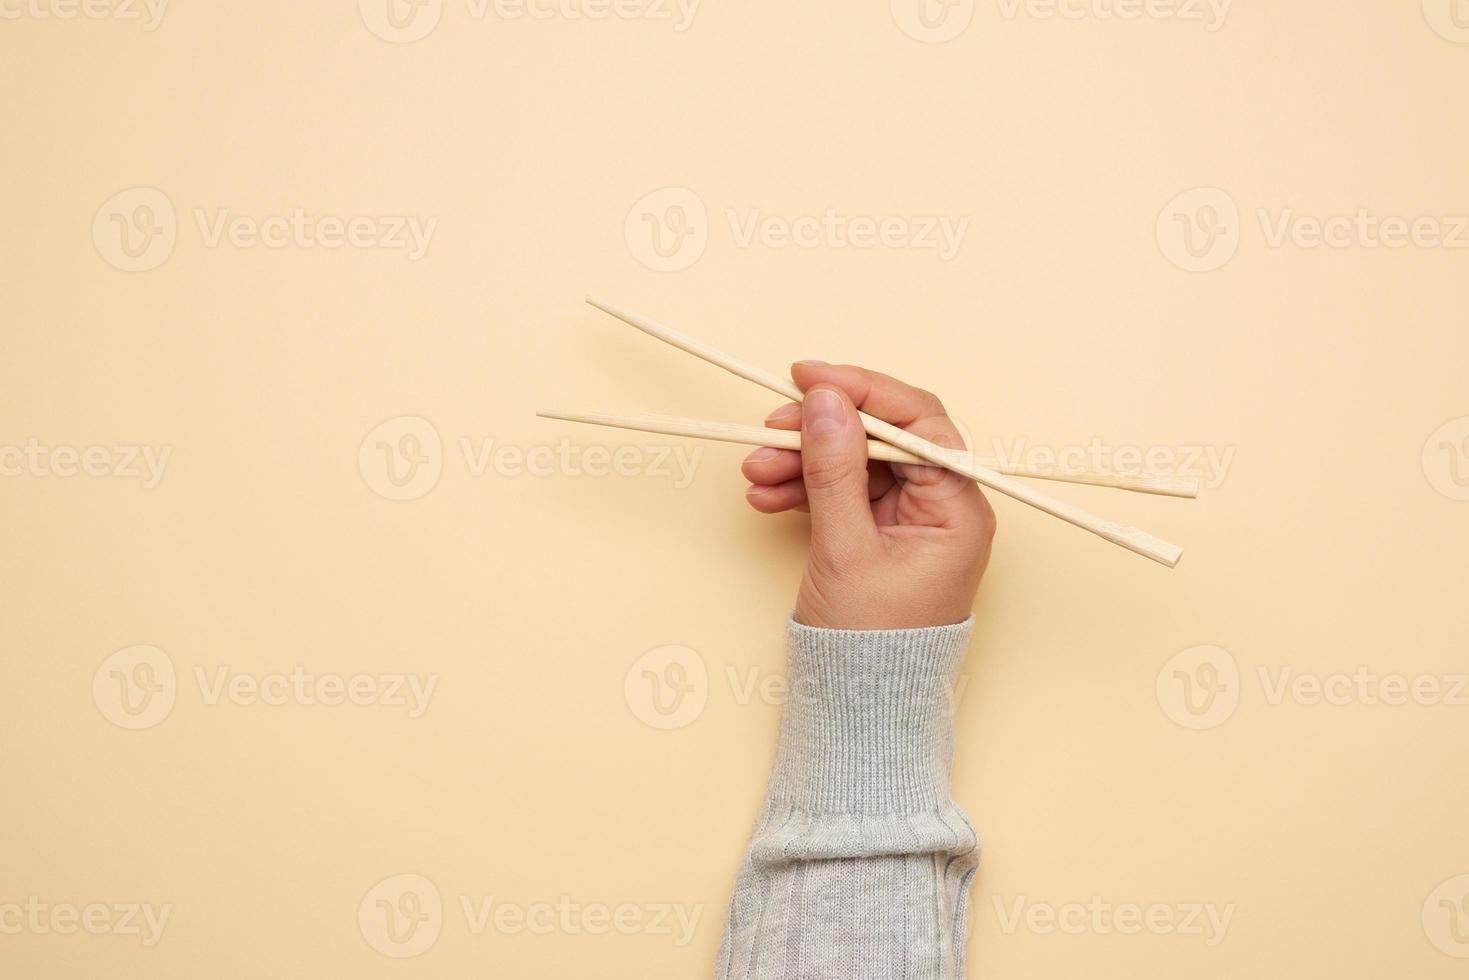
[{"left": 741, "top": 362, "right": 996, "bottom": 630}]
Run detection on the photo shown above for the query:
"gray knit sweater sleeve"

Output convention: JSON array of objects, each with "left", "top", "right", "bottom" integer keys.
[{"left": 715, "top": 616, "right": 979, "bottom": 979}]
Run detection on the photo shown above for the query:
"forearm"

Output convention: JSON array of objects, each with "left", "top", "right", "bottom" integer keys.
[{"left": 716, "top": 616, "right": 979, "bottom": 980}]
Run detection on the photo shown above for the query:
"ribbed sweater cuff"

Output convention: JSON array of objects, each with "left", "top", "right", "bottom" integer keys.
[{"left": 765, "top": 615, "right": 974, "bottom": 815}]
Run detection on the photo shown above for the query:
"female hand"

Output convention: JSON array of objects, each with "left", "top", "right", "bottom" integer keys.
[{"left": 742, "top": 362, "right": 996, "bottom": 630}]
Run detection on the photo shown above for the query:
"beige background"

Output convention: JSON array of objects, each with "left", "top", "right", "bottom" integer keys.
[{"left": 3, "top": 0, "right": 1468, "bottom": 976}]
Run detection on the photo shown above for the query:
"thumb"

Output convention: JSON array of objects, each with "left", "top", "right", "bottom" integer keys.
[{"left": 800, "top": 385, "right": 877, "bottom": 552}]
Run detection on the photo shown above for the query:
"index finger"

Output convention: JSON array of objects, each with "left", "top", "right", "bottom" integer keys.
[{"left": 790, "top": 362, "right": 964, "bottom": 447}]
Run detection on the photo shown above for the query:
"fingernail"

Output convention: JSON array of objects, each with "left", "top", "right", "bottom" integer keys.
[
  {"left": 745, "top": 484, "right": 770, "bottom": 496},
  {"left": 746, "top": 447, "right": 779, "bottom": 462},
  {"left": 765, "top": 403, "right": 801, "bottom": 422},
  {"left": 804, "top": 388, "right": 845, "bottom": 435},
  {"left": 795, "top": 359, "right": 828, "bottom": 367}
]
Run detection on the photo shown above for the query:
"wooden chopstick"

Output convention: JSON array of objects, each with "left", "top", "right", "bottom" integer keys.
[
  {"left": 585, "top": 297, "right": 1185, "bottom": 567},
  {"left": 537, "top": 409, "right": 1200, "bottom": 498}
]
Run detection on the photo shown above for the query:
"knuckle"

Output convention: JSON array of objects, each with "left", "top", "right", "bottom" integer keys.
[
  {"left": 975, "top": 497, "right": 998, "bottom": 539},
  {"left": 909, "top": 417, "right": 964, "bottom": 453},
  {"left": 802, "top": 452, "right": 859, "bottom": 492},
  {"left": 917, "top": 389, "right": 947, "bottom": 416}
]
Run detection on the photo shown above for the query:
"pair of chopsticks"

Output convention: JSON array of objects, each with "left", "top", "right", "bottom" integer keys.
[{"left": 539, "top": 298, "right": 1189, "bottom": 567}]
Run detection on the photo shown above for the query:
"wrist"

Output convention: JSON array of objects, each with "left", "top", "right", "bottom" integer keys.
[{"left": 795, "top": 590, "right": 975, "bottom": 631}]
